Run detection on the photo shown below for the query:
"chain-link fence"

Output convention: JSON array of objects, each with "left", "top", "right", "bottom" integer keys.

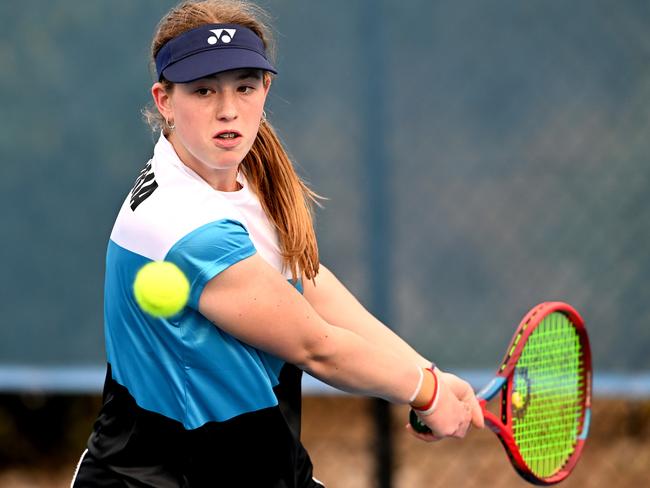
[{"left": 2, "top": 0, "right": 648, "bottom": 373}]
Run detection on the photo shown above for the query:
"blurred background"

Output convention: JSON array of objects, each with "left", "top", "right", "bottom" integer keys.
[{"left": 1, "top": 0, "right": 649, "bottom": 486}]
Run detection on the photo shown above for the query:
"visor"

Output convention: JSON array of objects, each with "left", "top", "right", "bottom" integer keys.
[{"left": 155, "top": 23, "right": 277, "bottom": 82}]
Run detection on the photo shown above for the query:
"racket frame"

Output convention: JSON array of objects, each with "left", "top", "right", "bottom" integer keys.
[{"left": 477, "top": 301, "right": 592, "bottom": 485}]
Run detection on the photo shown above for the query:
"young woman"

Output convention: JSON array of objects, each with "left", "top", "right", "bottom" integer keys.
[{"left": 72, "top": 1, "right": 483, "bottom": 486}]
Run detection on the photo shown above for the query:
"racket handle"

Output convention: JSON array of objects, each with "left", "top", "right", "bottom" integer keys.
[{"left": 409, "top": 408, "right": 432, "bottom": 434}]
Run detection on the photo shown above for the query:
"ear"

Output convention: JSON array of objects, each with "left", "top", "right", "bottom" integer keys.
[
  {"left": 151, "top": 82, "right": 174, "bottom": 122},
  {"left": 262, "top": 73, "right": 272, "bottom": 97}
]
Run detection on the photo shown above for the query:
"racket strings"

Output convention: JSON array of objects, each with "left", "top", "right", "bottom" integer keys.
[{"left": 511, "top": 312, "right": 585, "bottom": 479}]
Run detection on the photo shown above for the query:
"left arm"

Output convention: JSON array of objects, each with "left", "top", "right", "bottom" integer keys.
[
  {"left": 302, "top": 264, "right": 431, "bottom": 369},
  {"left": 303, "top": 264, "right": 485, "bottom": 435}
]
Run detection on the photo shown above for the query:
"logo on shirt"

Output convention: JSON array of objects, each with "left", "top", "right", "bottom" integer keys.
[
  {"left": 130, "top": 161, "right": 158, "bottom": 211},
  {"left": 207, "top": 28, "right": 236, "bottom": 45}
]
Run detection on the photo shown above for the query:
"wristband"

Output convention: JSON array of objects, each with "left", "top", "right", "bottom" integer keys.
[{"left": 412, "top": 368, "right": 439, "bottom": 416}]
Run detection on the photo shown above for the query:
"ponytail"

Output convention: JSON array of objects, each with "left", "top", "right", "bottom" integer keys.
[{"left": 241, "top": 119, "right": 321, "bottom": 281}]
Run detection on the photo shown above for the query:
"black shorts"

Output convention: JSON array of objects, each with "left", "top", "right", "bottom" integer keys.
[
  {"left": 71, "top": 449, "right": 326, "bottom": 488},
  {"left": 72, "top": 449, "right": 129, "bottom": 488}
]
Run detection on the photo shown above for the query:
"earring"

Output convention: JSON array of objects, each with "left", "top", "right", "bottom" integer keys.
[
  {"left": 261, "top": 110, "right": 267, "bottom": 122},
  {"left": 166, "top": 118, "right": 176, "bottom": 130}
]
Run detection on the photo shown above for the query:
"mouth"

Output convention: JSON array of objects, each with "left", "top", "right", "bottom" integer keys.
[
  {"left": 214, "top": 130, "right": 242, "bottom": 140},
  {"left": 213, "top": 130, "right": 243, "bottom": 149}
]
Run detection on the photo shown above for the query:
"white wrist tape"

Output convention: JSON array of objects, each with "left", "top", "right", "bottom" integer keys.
[{"left": 408, "top": 366, "right": 424, "bottom": 404}]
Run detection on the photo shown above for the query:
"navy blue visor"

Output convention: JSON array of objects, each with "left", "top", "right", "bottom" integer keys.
[{"left": 155, "top": 23, "right": 277, "bottom": 83}]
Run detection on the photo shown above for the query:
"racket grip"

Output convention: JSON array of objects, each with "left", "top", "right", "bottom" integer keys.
[{"left": 409, "top": 408, "right": 433, "bottom": 434}]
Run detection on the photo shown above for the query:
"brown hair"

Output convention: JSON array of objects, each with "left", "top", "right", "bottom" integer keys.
[{"left": 143, "top": 0, "right": 320, "bottom": 280}]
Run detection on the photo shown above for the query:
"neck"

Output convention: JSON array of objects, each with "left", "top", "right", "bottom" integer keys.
[
  {"left": 167, "top": 132, "right": 241, "bottom": 192},
  {"left": 204, "top": 171, "right": 241, "bottom": 192}
]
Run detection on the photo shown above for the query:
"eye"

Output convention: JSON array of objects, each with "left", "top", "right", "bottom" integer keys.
[
  {"left": 195, "top": 87, "right": 212, "bottom": 96},
  {"left": 237, "top": 85, "right": 255, "bottom": 94}
]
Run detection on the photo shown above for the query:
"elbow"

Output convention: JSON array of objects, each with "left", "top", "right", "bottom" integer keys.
[{"left": 293, "top": 327, "right": 338, "bottom": 375}]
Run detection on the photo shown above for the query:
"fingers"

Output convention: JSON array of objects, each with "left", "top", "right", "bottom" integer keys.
[
  {"left": 442, "top": 372, "right": 485, "bottom": 430},
  {"left": 460, "top": 385, "right": 484, "bottom": 429},
  {"left": 405, "top": 423, "right": 442, "bottom": 442},
  {"left": 452, "top": 402, "right": 472, "bottom": 438},
  {"left": 470, "top": 397, "right": 485, "bottom": 429},
  {"left": 416, "top": 402, "right": 472, "bottom": 440}
]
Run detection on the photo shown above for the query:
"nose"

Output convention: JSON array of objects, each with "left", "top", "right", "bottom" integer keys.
[{"left": 216, "top": 90, "right": 238, "bottom": 121}]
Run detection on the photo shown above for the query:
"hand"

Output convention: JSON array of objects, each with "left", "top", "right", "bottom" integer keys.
[
  {"left": 406, "top": 370, "right": 484, "bottom": 442},
  {"left": 438, "top": 371, "right": 484, "bottom": 430}
]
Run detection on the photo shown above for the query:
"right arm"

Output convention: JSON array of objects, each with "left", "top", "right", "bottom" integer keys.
[
  {"left": 198, "top": 253, "right": 472, "bottom": 437},
  {"left": 199, "top": 253, "right": 418, "bottom": 404}
]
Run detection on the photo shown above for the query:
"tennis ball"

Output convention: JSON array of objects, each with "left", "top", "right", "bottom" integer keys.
[
  {"left": 133, "top": 261, "right": 190, "bottom": 318},
  {"left": 512, "top": 391, "right": 524, "bottom": 409}
]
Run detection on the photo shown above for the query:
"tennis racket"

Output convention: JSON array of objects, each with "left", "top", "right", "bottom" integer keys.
[{"left": 410, "top": 301, "right": 592, "bottom": 485}]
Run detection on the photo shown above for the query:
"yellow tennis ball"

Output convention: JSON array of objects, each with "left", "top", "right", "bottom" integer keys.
[
  {"left": 512, "top": 391, "right": 524, "bottom": 409},
  {"left": 133, "top": 261, "right": 190, "bottom": 318}
]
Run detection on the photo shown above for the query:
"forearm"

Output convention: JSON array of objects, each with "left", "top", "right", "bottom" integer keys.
[
  {"left": 304, "top": 265, "right": 432, "bottom": 369},
  {"left": 298, "top": 321, "right": 422, "bottom": 404},
  {"left": 333, "top": 309, "right": 431, "bottom": 369}
]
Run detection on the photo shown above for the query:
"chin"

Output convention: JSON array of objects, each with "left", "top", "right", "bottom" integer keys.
[{"left": 215, "top": 155, "right": 245, "bottom": 169}]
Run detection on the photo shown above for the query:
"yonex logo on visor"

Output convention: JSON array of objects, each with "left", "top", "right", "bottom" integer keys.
[
  {"left": 155, "top": 23, "right": 277, "bottom": 83},
  {"left": 208, "top": 28, "right": 236, "bottom": 44}
]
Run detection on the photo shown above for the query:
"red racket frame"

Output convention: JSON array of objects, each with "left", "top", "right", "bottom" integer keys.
[{"left": 477, "top": 301, "right": 592, "bottom": 485}]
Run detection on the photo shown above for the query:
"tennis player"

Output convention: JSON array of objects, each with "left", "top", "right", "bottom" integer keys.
[{"left": 72, "top": 1, "right": 483, "bottom": 486}]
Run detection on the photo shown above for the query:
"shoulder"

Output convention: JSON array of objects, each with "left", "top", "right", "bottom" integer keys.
[{"left": 110, "top": 148, "right": 248, "bottom": 262}]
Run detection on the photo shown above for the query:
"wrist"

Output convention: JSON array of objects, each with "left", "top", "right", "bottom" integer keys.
[{"left": 410, "top": 367, "right": 440, "bottom": 416}]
